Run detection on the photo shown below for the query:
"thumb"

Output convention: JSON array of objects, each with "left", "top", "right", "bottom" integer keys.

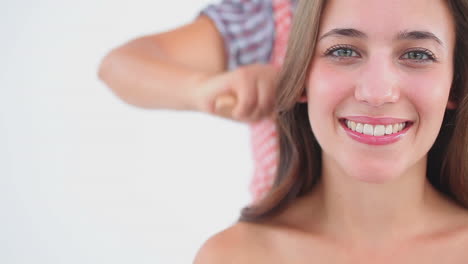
[{"left": 214, "top": 93, "right": 237, "bottom": 118}]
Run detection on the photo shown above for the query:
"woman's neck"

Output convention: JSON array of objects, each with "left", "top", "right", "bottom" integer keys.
[{"left": 309, "top": 153, "right": 452, "bottom": 249}]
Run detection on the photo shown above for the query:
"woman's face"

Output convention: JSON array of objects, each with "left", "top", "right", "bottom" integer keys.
[{"left": 306, "top": 0, "right": 456, "bottom": 183}]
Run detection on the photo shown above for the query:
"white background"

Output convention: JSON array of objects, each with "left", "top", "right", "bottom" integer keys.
[{"left": 1, "top": 0, "right": 253, "bottom": 263}]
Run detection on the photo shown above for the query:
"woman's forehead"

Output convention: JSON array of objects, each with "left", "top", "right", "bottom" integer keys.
[{"left": 317, "top": 0, "right": 455, "bottom": 43}]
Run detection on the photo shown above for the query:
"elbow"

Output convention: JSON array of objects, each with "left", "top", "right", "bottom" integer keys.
[
  {"left": 97, "top": 49, "right": 127, "bottom": 96},
  {"left": 97, "top": 38, "right": 148, "bottom": 85},
  {"left": 96, "top": 48, "right": 149, "bottom": 108},
  {"left": 97, "top": 58, "right": 106, "bottom": 82},
  {"left": 96, "top": 50, "right": 131, "bottom": 104},
  {"left": 97, "top": 50, "right": 116, "bottom": 83}
]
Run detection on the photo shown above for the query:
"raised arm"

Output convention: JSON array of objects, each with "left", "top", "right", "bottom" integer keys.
[
  {"left": 97, "top": 15, "right": 226, "bottom": 111},
  {"left": 98, "top": 1, "right": 279, "bottom": 122}
]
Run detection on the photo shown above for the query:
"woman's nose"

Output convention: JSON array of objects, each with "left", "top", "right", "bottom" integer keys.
[{"left": 354, "top": 56, "right": 400, "bottom": 107}]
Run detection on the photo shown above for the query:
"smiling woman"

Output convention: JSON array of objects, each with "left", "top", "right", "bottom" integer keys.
[{"left": 194, "top": 0, "right": 468, "bottom": 262}]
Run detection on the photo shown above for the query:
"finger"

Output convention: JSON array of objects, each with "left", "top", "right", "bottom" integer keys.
[
  {"left": 251, "top": 66, "right": 279, "bottom": 121},
  {"left": 214, "top": 94, "right": 237, "bottom": 118},
  {"left": 254, "top": 72, "right": 279, "bottom": 121},
  {"left": 201, "top": 74, "right": 233, "bottom": 115},
  {"left": 232, "top": 74, "right": 258, "bottom": 121},
  {"left": 202, "top": 80, "right": 227, "bottom": 114}
]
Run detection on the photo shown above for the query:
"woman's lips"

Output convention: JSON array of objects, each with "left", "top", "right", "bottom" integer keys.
[{"left": 339, "top": 117, "right": 413, "bottom": 145}]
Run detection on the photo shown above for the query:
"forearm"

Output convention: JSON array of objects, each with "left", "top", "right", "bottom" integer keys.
[{"left": 98, "top": 38, "right": 217, "bottom": 111}]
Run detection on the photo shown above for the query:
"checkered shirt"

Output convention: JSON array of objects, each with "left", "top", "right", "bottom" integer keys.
[{"left": 201, "top": 0, "right": 296, "bottom": 201}]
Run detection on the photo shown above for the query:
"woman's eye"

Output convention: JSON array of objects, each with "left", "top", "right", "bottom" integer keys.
[
  {"left": 400, "top": 50, "right": 436, "bottom": 62},
  {"left": 330, "top": 48, "right": 359, "bottom": 57}
]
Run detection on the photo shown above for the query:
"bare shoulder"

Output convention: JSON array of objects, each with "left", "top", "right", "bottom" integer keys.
[
  {"left": 193, "top": 222, "right": 269, "bottom": 264},
  {"left": 455, "top": 210, "right": 468, "bottom": 243},
  {"left": 429, "top": 206, "right": 468, "bottom": 254}
]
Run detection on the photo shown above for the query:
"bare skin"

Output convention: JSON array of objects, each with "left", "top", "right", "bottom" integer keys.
[
  {"left": 98, "top": 15, "right": 279, "bottom": 122},
  {"left": 195, "top": 185, "right": 468, "bottom": 263}
]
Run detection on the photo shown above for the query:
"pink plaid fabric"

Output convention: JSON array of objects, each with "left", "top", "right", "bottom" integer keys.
[{"left": 249, "top": 0, "right": 292, "bottom": 202}]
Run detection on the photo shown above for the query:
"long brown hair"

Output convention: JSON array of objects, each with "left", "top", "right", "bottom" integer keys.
[{"left": 240, "top": 0, "right": 468, "bottom": 222}]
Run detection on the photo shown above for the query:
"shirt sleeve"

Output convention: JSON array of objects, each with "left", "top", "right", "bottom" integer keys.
[{"left": 200, "top": 0, "right": 275, "bottom": 70}]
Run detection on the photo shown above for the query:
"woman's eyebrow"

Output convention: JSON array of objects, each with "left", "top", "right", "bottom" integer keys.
[
  {"left": 318, "top": 28, "right": 444, "bottom": 47},
  {"left": 396, "top": 30, "right": 444, "bottom": 47},
  {"left": 318, "top": 28, "right": 367, "bottom": 41}
]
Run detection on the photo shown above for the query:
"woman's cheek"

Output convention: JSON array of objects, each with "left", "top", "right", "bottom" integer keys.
[
  {"left": 402, "top": 71, "right": 452, "bottom": 116},
  {"left": 307, "top": 63, "right": 355, "bottom": 113}
]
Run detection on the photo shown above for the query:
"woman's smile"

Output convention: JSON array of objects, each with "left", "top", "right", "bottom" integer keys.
[{"left": 339, "top": 116, "right": 414, "bottom": 145}]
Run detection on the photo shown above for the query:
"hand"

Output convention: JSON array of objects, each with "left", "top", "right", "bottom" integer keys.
[{"left": 194, "top": 64, "right": 280, "bottom": 122}]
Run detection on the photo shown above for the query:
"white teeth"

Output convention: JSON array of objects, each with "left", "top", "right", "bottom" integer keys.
[
  {"left": 355, "top": 123, "right": 363, "bottom": 133},
  {"left": 345, "top": 120, "right": 407, "bottom": 136},
  {"left": 385, "top": 125, "right": 393, "bottom": 135},
  {"left": 393, "top": 124, "right": 399, "bottom": 133},
  {"left": 350, "top": 121, "right": 356, "bottom": 131},
  {"left": 374, "top": 125, "right": 385, "bottom": 136},
  {"left": 363, "top": 124, "right": 373, "bottom": 135}
]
